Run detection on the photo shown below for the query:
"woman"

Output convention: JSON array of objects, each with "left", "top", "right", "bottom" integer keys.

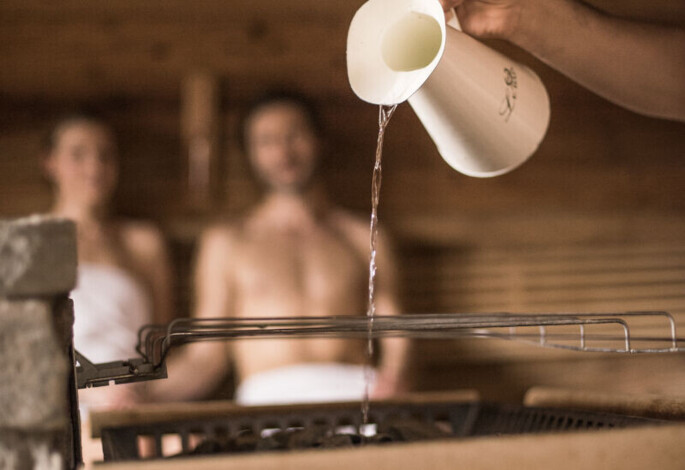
[{"left": 43, "top": 111, "right": 174, "bottom": 409}]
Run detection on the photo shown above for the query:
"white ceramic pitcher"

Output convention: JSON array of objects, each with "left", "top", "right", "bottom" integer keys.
[{"left": 347, "top": 0, "right": 550, "bottom": 177}]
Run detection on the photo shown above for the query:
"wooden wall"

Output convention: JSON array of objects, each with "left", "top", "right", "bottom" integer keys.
[
  {"left": 1, "top": 0, "right": 685, "bottom": 401},
  {"left": 2, "top": 0, "right": 684, "bottom": 230}
]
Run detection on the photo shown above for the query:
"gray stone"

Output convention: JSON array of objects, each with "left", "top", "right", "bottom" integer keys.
[
  {"left": 0, "top": 216, "right": 77, "bottom": 297},
  {"left": 0, "top": 430, "right": 65, "bottom": 470},
  {"left": 53, "top": 297, "right": 80, "bottom": 469},
  {"left": 0, "top": 300, "right": 68, "bottom": 430},
  {"left": 52, "top": 297, "right": 75, "bottom": 352}
]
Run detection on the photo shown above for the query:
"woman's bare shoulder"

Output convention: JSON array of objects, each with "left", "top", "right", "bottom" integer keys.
[
  {"left": 119, "top": 220, "right": 166, "bottom": 255},
  {"left": 115, "top": 220, "right": 170, "bottom": 284}
]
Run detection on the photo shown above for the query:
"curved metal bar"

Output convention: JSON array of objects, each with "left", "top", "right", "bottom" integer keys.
[{"left": 134, "top": 311, "right": 685, "bottom": 368}]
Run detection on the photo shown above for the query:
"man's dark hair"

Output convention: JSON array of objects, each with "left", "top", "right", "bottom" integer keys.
[{"left": 239, "top": 90, "right": 323, "bottom": 154}]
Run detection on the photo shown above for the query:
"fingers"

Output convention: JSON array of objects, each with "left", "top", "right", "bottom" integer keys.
[
  {"left": 371, "top": 370, "right": 408, "bottom": 399},
  {"left": 439, "top": 0, "right": 464, "bottom": 12}
]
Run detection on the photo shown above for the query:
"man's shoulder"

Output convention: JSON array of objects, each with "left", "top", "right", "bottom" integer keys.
[
  {"left": 330, "top": 207, "right": 368, "bottom": 231},
  {"left": 202, "top": 218, "right": 243, "bottom": 247},
  {"left": 328, "top": 207, "right": 372, "bottom": 249},
  {"left": 328, "top": 207, "right": 395, "bottom": 252}
]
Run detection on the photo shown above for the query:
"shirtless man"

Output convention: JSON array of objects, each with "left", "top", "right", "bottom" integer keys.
[{"left": 157, "top": 92, "right": 408, "bottom": 404}]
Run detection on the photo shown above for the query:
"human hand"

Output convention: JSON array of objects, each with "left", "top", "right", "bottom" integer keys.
[
  {"left": 438, "top": 0, "right": 526, "bottom": 40},
  {"left": 371, "top": 370, "right": 408, "bottom": 399},
  {"left": 103, "top": 384, "right": 146, "bottom": 409},
  {"left": 78, "top": 383, "right": 144, "bottom": 411}
]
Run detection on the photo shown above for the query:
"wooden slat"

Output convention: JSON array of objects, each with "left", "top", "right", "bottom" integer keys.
[
  {"left": 523, "top": 387, "right": 685, "bottom": 420},
  {"left": 439, "top": 283, "right": 685, "bottom": 303},
  {"left": 1, "top": 0, "right": 683, "bottom": 101},
  {"left": 94, "top": 425, "right": 685, "bottom": 470},
  {"left": 428, "top": 271, "right": 685, "bottom": 295},
  {"left": 394, "top": 211, "right": 685, "bottom": 248},
  {"left": 90, "top": 391, "right": 479, "bottom": 438}
]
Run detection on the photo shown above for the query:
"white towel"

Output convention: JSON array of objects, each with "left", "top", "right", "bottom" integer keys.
[
  {"left": 235, "top": 363, "right": 376, "bottom": 405},
  {"left": 71, "top": 263, "right": 151, "bottom": 364}
]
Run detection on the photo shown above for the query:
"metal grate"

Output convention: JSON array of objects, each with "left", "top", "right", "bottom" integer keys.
[
  {"left": 99, "top": 401, "right": 661, "bottom": 461},
  {"left": 469, "top": 403, "right": 647, "bottom": 435}
]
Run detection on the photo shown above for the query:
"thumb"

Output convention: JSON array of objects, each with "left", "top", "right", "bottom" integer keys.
[{"left": 439, "top": 0, "right": 465, "bottom": 12}]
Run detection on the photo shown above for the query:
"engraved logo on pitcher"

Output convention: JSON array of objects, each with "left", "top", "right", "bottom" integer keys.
[{"left": 499, "top": 67, "right": 517, "bottom": 122}]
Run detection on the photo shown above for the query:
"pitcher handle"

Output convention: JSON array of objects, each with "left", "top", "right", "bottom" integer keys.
[{"left": 446, "top": 8, "right": 462, "bottom": 31}]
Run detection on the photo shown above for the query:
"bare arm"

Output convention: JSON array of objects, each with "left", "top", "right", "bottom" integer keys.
[
  {"left": 87, "top": 223, "right": 176, "bottom": 408},
  {"left": 372, "top": 232, "right": 410, "bottom": 398},
  {"left": 442, "top": 0, "right": 685, "bottom": 121},
  {"left": 141, "top": 229, "right": 175, "bottom": 325},
  {"left": 150, "top": 227, "right": 235, "bottom": 402},
  {"left": 122, "top": 223, "right": 176, "bottom": 325}
]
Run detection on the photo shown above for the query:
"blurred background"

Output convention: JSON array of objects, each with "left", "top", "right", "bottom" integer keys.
[{"left": 1, "top": 0, "right": 685, "bottom": 400}]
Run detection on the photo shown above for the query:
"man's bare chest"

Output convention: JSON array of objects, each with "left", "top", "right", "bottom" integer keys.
[{"left": 235, "top": 229, "right": 366, "bottom": 301}]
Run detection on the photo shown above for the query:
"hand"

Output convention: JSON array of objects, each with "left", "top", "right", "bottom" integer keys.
[
  {"left": 105, "top": 384, "right": 145, "bottom": 409},
  {"left": 78, "top": 383, "right": 144, "bottom": 410},
  {"left": 442, "top": 0, "right": 685, "bottom": 121},
  {"left": 371, "top": 370, "right": 408, "bottom": 399},
  {"left": 439, "top": 0, "right": 525, "bottom": 40}
]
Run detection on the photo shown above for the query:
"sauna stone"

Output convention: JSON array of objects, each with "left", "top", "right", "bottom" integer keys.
[
  {"left": 0, "top": 299, "right": 67, "bottom": 429},
  {"left": 0, "top": 299, "right": 68, "bottom": 470},
  {"left": 0, "top": 216, "right": 77, "bottom": 297},
  {"left": 0, "top": 216, "right": 78, "bottom": 470}
]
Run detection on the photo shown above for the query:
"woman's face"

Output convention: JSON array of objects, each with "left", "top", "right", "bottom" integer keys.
[{"left": 45, "top": 120, "right": 119, "bottom": 209}]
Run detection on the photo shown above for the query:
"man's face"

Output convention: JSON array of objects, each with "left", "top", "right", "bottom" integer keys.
[{"left": 245, "top": 102, "right": 320, "bottom": 193}]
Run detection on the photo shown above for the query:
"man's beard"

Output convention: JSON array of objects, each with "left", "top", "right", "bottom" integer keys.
[{"left": 258, "top": 165, "right": 318, "bottom": 195}]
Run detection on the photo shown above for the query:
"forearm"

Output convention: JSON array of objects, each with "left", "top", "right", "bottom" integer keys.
[
  {"left": 378, "top": 337, "right": 410, "bottom": 381},
  {"left": 150, "top": 227, "right": 236, "bottom": 402},
  {"left": 149, "top": 343, "right": 228, "bottom": 402},
  {"left": 511, "top": 0, "right": 685, "bottom": 120}
]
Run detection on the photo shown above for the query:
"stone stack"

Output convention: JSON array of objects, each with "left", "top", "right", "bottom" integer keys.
[{"left": 0, "top": 216, "right": 79, "bottom": 470}]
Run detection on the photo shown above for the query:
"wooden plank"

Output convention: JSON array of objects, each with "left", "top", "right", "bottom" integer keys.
[
  {"left": 447, "top": 299, "right": 685, "bottom": 315},
  {"left": 90, "top": 391, "right": 479, "bottom": 438},
  {"left": 94, "top": 424, "right": 685, "bottom": 470},
  {"left": 439, "top": 258, "right": 685, "bottom": 278},
  {"left": 0, "top": 0, "right": 362, "bottom": 23},
  {"left": 1, "top": 0, "right": 683, "bottom": 101},
  {"left": 437, "top": 282, "right": 685, "bottom": 301},
  {"left": 524, "top": 387, "right": 685, "bottom": 420},
  {"left": 392, "top": 212, "right": 685, "bottom": 247},
  {"left": 427, "top": 270, "right": 685, "bottom": 293},
  {"left": 451, "top": 241, "right": 685, "bottom": 259}
]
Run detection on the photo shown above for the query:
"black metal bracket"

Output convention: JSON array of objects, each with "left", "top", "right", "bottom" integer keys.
[{"left": 75, "top": 350, "right": 167, "bottom": 389}]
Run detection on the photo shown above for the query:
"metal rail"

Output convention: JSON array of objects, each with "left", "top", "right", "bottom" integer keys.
[
  {"left": 77, "top": 311, "right": 684, "bottom": 389},
  {"left": 74, "top": 350, "right": 167, "bottom": 389},
  {"left": 139, "top": 311, "right": 683, "bottom": 365}
]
